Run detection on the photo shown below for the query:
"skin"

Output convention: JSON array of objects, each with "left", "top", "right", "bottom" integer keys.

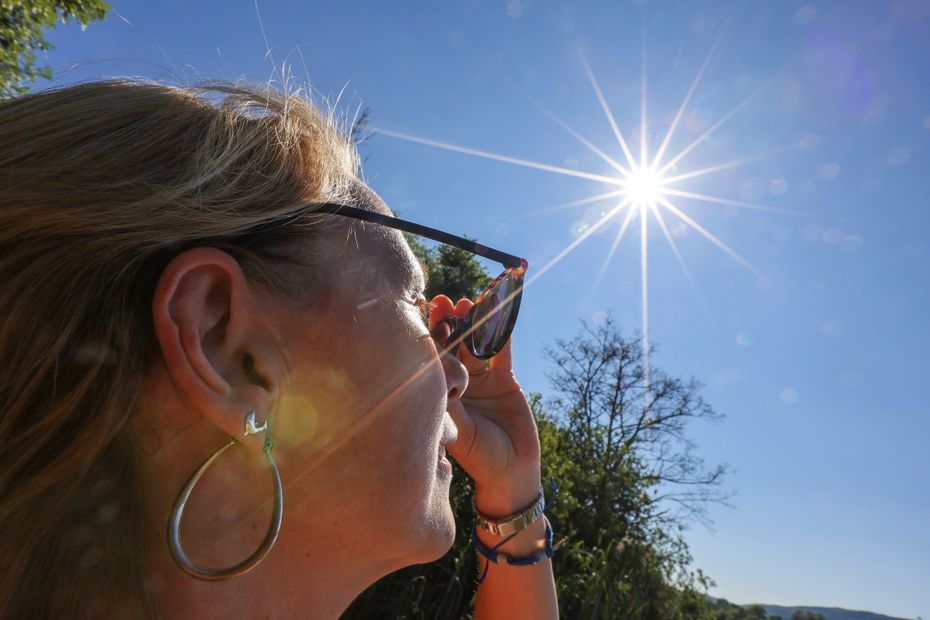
[{"left": 134, "top": 185, "right": 554, "bottom": 618}]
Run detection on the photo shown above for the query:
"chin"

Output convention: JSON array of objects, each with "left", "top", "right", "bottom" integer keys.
[
  {"left": 420, "top": 531, "right": 457, "bottom": 566},
  {"left": 408, "top": 493, "right": 457, "bottom": 565}
]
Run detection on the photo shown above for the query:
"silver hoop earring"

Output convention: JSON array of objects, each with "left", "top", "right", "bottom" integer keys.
[{"left": 167, "top": 414, "right": 283, "bottom": 581}]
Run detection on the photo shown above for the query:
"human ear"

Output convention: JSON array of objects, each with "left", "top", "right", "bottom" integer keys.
[{"left": 152, "top": 247, "right": 284, "bottom": 450}]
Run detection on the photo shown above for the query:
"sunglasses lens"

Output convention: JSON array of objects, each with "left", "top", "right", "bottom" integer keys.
[{"left": 471, "top": 270, "right": 523, "bottom": 358}]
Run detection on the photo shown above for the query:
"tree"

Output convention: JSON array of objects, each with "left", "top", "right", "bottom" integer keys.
[
  {"left": 1, "top": 0, "right": 110, "bottom": 98},
  {"left": 541, "top": 317, "right": 729, "bottom": 541},
  {"left": 697, "top": 598, "right": 790, "bottom": 620},
  {"left": 531, "top": 317, "right": 729, "bottom": 618},
  {"left": 410, "top": 236, "right": 491, "bottom": 303}
]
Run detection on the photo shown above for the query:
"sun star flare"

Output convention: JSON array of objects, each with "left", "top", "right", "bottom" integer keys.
[
  {"left": 622, "top": 164, "right": 667, "bottom": 211},
  {"left": 379, "top": 33, "right": 797, "bottom": 403}
]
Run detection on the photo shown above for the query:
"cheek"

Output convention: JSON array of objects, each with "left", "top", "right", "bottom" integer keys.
[
  {"left": 343, "top": 345, "right": 444, "bottom": 503},
  {"left": 359, "top": 314, "right": 449, "bottom": 458},
  {"left": 282, "top": 295, "right": 446, "bottom": 451},
  {"left": 350, "top": 300, "right": 435, "bottom": 382}
]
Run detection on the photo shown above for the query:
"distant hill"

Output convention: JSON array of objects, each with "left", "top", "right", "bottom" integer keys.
[{"left": 761, "top": 604, "right": 912, "bottom": 620}]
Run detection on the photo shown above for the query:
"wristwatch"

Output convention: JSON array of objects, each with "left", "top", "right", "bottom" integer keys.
[{"left": 474, "top": 487, "right": 545, "bottom": 537}]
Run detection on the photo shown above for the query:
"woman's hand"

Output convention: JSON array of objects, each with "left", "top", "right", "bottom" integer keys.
[{"left": 429, "top": 295, "right": 542, "bottom": 518}]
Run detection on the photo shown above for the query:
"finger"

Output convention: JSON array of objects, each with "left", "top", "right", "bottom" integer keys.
[
  {"left": 428, "top": 296, "right": 455, "bottom": 349},
  {"left": 428, "top": 295, "right": 455, "bottom": 331},
  {"left": 452, "top": 297, "right": 472, "bottom": 319},
  {"left": 489, "top": 336, "right": 514, "bottom": 372},
  {"left": 451, "top": 298, "right": 490, "bottom": 377}
]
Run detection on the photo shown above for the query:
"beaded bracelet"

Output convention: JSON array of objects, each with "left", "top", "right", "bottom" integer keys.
[{"left": 473, "top": 477, "right": 559, "bottom": 584}]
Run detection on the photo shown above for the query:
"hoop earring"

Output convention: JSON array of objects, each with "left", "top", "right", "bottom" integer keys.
[{"left": 167, "top": 412, "right": 283, "bottom": 581}]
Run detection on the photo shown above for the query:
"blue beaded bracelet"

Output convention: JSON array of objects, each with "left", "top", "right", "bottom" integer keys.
[{"left": 473, "top": 477, "right": 558, "bottom": 584}]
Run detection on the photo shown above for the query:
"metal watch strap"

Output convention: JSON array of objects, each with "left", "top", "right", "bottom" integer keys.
[{"left": 475, "top": 487, "right": 545, "bottom": 537}]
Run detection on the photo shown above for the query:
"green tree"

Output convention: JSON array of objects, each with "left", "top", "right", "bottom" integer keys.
[
  {"left": 695, "top": 597, "right": 797, "bottom": 620},
  {"left": 535, "top": 318, "right": 729, "bottom": 618},
  {"left": 1, "top": 0, "right": 110, "bottom": 98},
  {"left": 746, "top": 604, "right": 769, "bottom": 618},
  {"left": 541, "top": 318, "right": 729, "bottom": 541},
  {"left": 408, "top": 235, "right": 491, "bottom": 303}
]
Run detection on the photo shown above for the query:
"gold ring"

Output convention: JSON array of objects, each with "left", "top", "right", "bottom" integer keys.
[{"left": 468, "top": 360, "right": 491, "bottom": 376}]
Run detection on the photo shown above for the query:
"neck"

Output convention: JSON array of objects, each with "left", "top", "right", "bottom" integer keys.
[{"left": 148, "top": 539, "right": 377, "bottom": 619}]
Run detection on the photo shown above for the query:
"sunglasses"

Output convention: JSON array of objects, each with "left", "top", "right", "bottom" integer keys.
[{"left": 278, "top": 203, "right": 528, "bottom": 359}]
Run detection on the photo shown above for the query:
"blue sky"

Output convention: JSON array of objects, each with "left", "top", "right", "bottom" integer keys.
[{"left": 42, "top": 1, "right": 929, "bottom": 617}]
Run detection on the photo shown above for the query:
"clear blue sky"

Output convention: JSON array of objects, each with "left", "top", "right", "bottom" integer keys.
[{"left": 42, "top": 1, "right": 929, "bottom": 617}]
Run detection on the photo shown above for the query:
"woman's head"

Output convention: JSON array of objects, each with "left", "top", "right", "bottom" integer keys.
[{"left": 0, "top": 80, "right": 465, "bottom": 617}]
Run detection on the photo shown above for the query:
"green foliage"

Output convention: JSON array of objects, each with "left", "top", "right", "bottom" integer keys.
[
  {"left": 539, "top": 318, "right": 728, "bottom": 541},
  {"left": 405, "top": 233, "right": 491, "bottom": 302},
  {"left": 1, "top": 0, "right": 110, "bottom": 98},
  {"left": 700, "top": 598, "right": 773, "bottom": 620},
  {"left": 687, "top": 598, "right": 826, "bottom": 620},
  {"left": 533, "top": 318, "right": 729, "bottom": 618}
]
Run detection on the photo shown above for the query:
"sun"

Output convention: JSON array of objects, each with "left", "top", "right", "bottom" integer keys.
[
  {"left": 623, "top": 164, "right": 666, "bottom": 210},
  {"left": 378, "top": 33, "right": 795, "bottom": 395}
]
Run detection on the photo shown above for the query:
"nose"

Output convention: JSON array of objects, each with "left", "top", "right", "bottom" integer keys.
[
  {"left": 440, "top": 344, "right": 468, "bottom": 401},
  {"left": 429, "top": 305, "right": 469, "bottom": 401}
]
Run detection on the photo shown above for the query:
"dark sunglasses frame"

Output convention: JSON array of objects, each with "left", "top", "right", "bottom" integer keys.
[{"left": 266, "top": 202, "right": 528, "bottom": 359}]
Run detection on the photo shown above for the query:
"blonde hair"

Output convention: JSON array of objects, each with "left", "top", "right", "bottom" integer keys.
[{"left": 0, "top": 80, "right": 359, "bottom": 617}]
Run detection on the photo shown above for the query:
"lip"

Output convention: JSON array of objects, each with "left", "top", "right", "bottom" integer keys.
[
  {"left": 437, "top": 442, "right": 454, "bottom": 473},
  {"left": 437, "top": 424, "right": 457, "bottom": 474},
  {"left": 437, "top": 450, "right": 453, "bottom": 474}
]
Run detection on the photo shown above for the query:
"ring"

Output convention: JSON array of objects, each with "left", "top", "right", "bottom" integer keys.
[{"left": 468, "top": 360, "right": 492, "bottom": 376}]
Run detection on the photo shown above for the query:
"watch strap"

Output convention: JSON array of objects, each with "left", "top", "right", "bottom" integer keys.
[{"left": 474, "top": 487, "right": 545, "bottom": 537}]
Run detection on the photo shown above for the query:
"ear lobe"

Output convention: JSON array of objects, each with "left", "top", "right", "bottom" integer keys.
[{"left": 152, "top": 247, "right": 279, "bottom": 444}]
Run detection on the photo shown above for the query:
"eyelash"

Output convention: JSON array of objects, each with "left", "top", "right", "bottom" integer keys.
[{"left": 413, "top": 296, "right": 430, "bottom": 325}]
